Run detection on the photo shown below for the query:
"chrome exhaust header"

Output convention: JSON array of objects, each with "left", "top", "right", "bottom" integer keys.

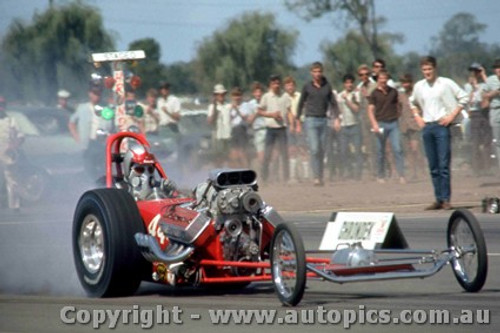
[{"left": 134, "top": 233, "right": 194, "bottom": 264}]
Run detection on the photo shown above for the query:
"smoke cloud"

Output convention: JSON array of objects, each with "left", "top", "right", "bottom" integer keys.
[{"left": 0, "top": 128, "right": 217, "bottom": 296}]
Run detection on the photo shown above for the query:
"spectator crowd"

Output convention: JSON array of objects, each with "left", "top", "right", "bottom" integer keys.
[
  {"left": 195, "top": 57, "right": 500, "bottom": 195},
  {"left": 2, "top": 55, "right": 500, "bottom": 210}
]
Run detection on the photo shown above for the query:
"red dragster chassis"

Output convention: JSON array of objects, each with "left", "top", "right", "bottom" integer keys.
[{"left": 72, "top": 132, "right": 488, "bottom": 306}]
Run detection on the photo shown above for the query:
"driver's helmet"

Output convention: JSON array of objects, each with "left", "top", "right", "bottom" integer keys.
[{"left": 122, "top": 143, "right": 157, "bottom": 199}]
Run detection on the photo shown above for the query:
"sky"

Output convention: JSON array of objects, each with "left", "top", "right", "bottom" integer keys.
[{"left": 0, "top": 0, "right": 499, "bottom": 66}]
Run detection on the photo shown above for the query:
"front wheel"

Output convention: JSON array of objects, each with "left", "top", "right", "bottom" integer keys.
[
  {"left": 72, "top": 188, "right": 149, "bottom": 297},
  {"left": 270, "top": 223, "right": 306, "bottom": 306},
  {"left": 447, "top": 209, "right": 488, "bottom": 292},
  {"left": 18, "top": 167, "right": 48, "bottom": 202}
]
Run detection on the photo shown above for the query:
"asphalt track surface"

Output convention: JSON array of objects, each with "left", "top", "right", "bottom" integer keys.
[{"left": 1, "top": 202, "right": 499, "bottom": 333}]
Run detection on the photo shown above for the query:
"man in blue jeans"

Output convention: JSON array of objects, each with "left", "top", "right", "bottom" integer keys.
[
  {"left": 411, "top": 56, "right": 469, "bottom": 210},
  {"left": 337, "top": 74, "right": 363, "bottom": 180},
  {"left": 259, "top": 75, "right": 291, "bottom": 183},
  {"left": 297, "top": 62, "right": 340, "bottom": 186},
  {"left": 367, "top": 69, "right": 406, "bottom": 184}
]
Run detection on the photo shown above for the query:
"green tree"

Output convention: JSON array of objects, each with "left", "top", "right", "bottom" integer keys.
[
  {"left": 285, "top": 0, "right": 386, "bottom": 59},
  {"left": 430, "top": 12, "right": 497, "bottom": 82},
  {"left": 0, "top": 2, "right": 114, "bottom": 103},
  {"left": 194, "top": 12, "right": 298, "bottom": 93},
  {"left": 128, "top": 38, "right": 165, "bottom": 97},
  {"left": 398, "top": 51, "right": 422, "bottom": 82},
  {"left": 321, "top": 29, "right": 403, "bottom": 87},
  {"left": 163, "top": 61, "right": 197, "bottom": 95}
]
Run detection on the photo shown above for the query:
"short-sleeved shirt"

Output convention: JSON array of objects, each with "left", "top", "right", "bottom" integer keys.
[
  {"left": 368, "top": 86, "right": 399, "bottom": 122},
  {"left": 208, "top": 102, "right": 231, "bottom": 140},
  {"left": 70, "top": 102, "right": 113, "bottom": 149},
  {"left": 156, "top": 95, "right": 181, "bottom": 126},
  {"left": 230, "top": 103, "right": 251, "bottom": 127},
  {"left": 336, "top": 90, "right": 360, "bottom": 127},
  {"left": 356, "top": 81, "right": 377, "bottom": 111},
  {"left": 485, "top": 75, "right": 500, "bottom": 110},
  {"left": 0, "top": 116, "right": 23, "bottom": 163},
  {"left": 242, "top": 99, "right": 266, "bottom": 130},
  {"left": 464, "top": 82, "right": 488, "bottom": 112},
  {"left": 140, "top": 102, "right": 158, "bottom": 133},
  {"left": 288, "top": 91, "right": 301, "bottom": 119},
  {"left": 259, "top": 91, "right": 291, "bottom": 128}
]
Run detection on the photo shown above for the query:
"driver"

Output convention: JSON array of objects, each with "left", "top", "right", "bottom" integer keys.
[
  {"left": 0, "top": 96, "right": 24, "bottom": 210},
  {"left": 122, "top": 143, "right": 177, "bottom": 200}
]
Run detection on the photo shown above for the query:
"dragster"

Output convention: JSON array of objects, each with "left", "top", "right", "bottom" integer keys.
[{"left": 72, "top": 131, "right": 488, "bottom": 306}]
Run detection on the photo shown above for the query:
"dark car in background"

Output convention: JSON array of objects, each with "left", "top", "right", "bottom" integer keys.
[
  {"left": 1, "top": 107, "right": 85, "bottom": 206},
  {"left": 7, "top": 106, "right": 84, "bottom": 177},
  {"left": 3, "top": 106, "right": 213, "bottom": 202}
]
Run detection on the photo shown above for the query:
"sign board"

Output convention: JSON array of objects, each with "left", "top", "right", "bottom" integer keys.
[
  {"left": 91, "top": 50, "right": 146, "bottom": 63},
  {"left": 319, "top": 212, "right": 408, "bottom": 250}
]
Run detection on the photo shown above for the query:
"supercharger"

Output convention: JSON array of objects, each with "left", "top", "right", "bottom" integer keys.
[{"left": 193, "top": 170, "right": 264, "bottom": 274}]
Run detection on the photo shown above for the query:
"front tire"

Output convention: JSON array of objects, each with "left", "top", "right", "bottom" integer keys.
[
  {"left": 270, "top": 223, "right": 306, "bottom": 306},
  {"left": 72, "top": 188, "right": 149, "bottom": 297},
  {"left": 447, "top": 209, "right": 488, "bottom": 292}
]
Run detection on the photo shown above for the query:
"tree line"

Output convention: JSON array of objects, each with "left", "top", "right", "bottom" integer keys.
[{"left": 0, "top": 1, "right": 498, "bottom": 104}]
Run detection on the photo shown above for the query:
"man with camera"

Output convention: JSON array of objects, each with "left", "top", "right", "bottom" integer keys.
[
  {"left": 464, "top": 63, "right": 491, "bottom": 175},
  {"left": 484, "top": 59, "right": 500, "bottom": 171}
]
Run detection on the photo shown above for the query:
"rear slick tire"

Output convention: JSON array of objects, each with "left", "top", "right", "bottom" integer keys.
[{"left": 72, "top": 188, "right": 149, "bottom": 297}]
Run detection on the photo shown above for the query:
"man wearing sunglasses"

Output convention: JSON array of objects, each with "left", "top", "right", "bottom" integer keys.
[{"left": 372, "top": 59, "right": 396, "bottom": 88}]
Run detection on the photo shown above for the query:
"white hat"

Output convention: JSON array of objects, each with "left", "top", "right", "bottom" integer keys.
[
  {"left": 213, "top": 84, "right": 227, "bottom": 94},
  {"left": 58, "top": 90, "right": 70, "bottom": 98}
]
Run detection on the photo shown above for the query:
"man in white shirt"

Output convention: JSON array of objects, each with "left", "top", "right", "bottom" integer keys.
[
  {"left": 242, "top": 82, "right": 266, "bottom": 166},
  {"left": 284, "top": 76, "right": 307, "bottom": 183},
  {"left": 259, "top": 75, "right": 291, "bottom": 183},
  {"left": 484, "top": 58, "right": 500, "bottom": 169},
  {"left": 337, "top": 74, "right": 363, "bottom": 180},
  {"left": 410, "top": 56, "right": 469, "bottom": 210},
  {"left": 356, "top": 64, "right": 377, "bottom": 178},
  {"left": 0, "top": 96, "right": 24, "bottom": 209},
  {"left": 156, "top": 82, "right": 182, "bottom": 165},
  {"left": 464, "top": 63, "right": 491, "bottom": 175},
  {"left": 207, "top": 83, "right": 231, "bottom": 167},
  {"left": 69, "top": 86, "right": 114, "bottom": 180},
  {"left": 156, "top": 83, "right": 181, "bottom": 135}
]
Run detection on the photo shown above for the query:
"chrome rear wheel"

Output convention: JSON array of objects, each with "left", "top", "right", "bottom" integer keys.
[{"left": 79, "top": 214, "right": 104, "bottom": 274}]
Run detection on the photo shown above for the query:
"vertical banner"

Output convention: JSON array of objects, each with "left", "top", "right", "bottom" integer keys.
[{"left": 113, "top": 63, "right": 127, "bottom": 132}]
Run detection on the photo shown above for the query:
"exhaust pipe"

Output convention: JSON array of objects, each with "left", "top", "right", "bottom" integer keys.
[{"left": 134, "top": 233, "right": 194, "bottom": 264}]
